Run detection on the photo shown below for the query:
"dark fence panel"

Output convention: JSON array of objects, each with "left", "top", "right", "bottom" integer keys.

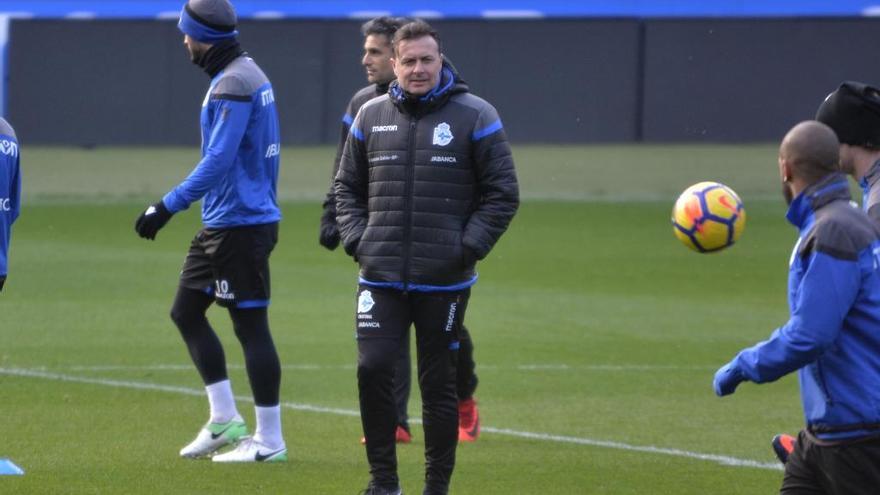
[
  {"left": 7, "top": 18, "right": 641, "bottom": 145},
  {"left": 8, "top": 20, "right": 202, "bottom": 145},
  {"left": 641, "top": 18, "right": 880, "bottom": 142},
  {"left": 237, "top": 21, "right": 329, "bottom": 145},
  {"left": 471, "top": 20, "right": 641, "bottom": 143},
  {"left": 8, "top": 18, "right": 880, "bottom": 145}
]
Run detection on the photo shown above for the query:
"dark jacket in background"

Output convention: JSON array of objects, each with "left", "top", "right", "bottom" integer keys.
[{"left": 322, "top": 81, "right": 390, "bottom": 215}]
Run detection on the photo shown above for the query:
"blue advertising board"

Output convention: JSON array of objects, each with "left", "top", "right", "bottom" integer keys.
[{"left": 0, "top": 1, "right": 875, "bottom": 19}]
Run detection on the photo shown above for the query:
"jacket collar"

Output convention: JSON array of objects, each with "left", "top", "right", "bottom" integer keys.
[
  {"left": 198, "top": 38, "right": 244, "bottom": 79},
  {"left": 388, "top": 62, "right": 464, "bottom": 115},
  {"left": 389, "top": 66, "right": 454, "bottom": 102},
  {"left": 786, "top": 173, "right": 851, "bottom": 230}
]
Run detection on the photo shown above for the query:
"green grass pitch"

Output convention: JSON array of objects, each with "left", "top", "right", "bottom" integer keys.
[{"left": 0, "top": 144, "right": 814, "bottom": 493}]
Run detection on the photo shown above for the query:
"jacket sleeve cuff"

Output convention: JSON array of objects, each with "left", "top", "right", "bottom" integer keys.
[
  {"left": 462, "top": 238, "right": 487, "bottom": 260},
  {"left": 161, "top": 191, "right": 187, "bottom": 214}
]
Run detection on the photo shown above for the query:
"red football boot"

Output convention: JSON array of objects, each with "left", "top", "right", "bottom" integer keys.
[
  {"left": 395, "top": 425, "right": 412, "bottom": 444},
  {"left": 772, "top": 434, "right": 796, "bottom": 464},
  {"left": 361, "top": 425, "right": 413, "bottom": 445},
  {"left": 458, "top": 397, "right": 480, "bottom": 442}
]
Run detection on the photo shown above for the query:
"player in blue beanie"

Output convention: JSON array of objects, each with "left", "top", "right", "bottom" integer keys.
[{"left": 135, "top": 0, "right": 287, "bottom": 463}]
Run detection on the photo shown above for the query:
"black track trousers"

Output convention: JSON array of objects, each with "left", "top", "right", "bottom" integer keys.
[
  {"left": 355, "top": 285, "right": 469, "bottom": 489},
  {"left": 781, "top": 429, "right": 880, "bottom": 494}
]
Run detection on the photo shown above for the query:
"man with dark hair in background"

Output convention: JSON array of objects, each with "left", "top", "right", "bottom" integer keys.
[
  {"left": 335, "top": 19, "right": 518, "bottom": 495},
  {"left": 714, "top": 121, "right": 880, "bottom": 494},
  {"left": 816, "top": 81, "right": 880, "bottom": 221},
  {"left": 134, "top": 0, "right": 287, "bottom": 463},
  {"left": 320, "top": 16, "right": 483, "bottom": 447},
  {"left": 0, "top": 117, "right": 20, "bottom": 293}
]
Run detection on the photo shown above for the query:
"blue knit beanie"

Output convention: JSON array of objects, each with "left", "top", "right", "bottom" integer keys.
[{"left": 178, "top": 0, "right": 238, "bottom": 43}]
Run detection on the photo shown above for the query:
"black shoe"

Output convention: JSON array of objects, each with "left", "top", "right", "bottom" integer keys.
[
  {"left": 422, "top": 485, "right": 448, "bottom": 495},
  {"left": 360, "top": 482, "right": 402, "bottom": 495}
]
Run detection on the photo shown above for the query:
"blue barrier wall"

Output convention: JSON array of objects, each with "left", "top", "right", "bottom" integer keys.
[{"left": 0, "top": 1, "right": 879, "bottom": 18}]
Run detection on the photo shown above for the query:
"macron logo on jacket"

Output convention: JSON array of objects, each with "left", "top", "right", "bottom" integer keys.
[{"left": 371, "top": 125, "right": 397, "bottom": 132}]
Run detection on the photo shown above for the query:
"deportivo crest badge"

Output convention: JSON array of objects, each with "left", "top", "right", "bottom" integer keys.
[
  {"left": 432, "top": 122, "right": 453, "bottom": 146},
  {"left": 358, "top": 290, "right": 375, "bottom": 313}
]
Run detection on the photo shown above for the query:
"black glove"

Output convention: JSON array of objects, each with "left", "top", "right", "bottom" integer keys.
[
  {"left": 319, "top": 205, "right": 340, "bottom": 250},
  {"left": 135, "top": 201, "right": 173, "bottom": 240},
  {"left": 0, "top": 276, "right": 5, "bottom": 292}
]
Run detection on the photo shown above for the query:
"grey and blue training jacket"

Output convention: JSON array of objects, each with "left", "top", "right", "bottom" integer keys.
[
  {"left": 731, "top": 174, "right": 880, "bottom": 440},
  {"left": 859, "top": 158, "right": 880, "bottom": 224},
  {"left": 0, "top": 118, "right": 19, "bottom": 277},
  {"left": 334, "top": 63, "right": 519, "bottom": 290},
  {"left": 163, "top": 56, "right": 281, "bottom": 228}
]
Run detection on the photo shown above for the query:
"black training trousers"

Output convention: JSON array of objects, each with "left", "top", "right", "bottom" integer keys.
[
  {"left": 391, "top": 324, "right": 478, "bottom": 429},
  {"left": 455, "top": 325, "right": 478, "bottom": 400},
  {"left": 355, "top": 285, "right": 469, "bottom": 491},
  {"left": 781, "top": 429, "right": 880, "bottom": 494},
  {"left": 392, "top": 329, "right": 412, "bottom": 428}
]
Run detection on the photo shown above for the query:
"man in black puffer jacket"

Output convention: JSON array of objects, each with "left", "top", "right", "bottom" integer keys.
[
  {"left": 335, "top": 19, "right": 518, "bottom": 495},
  {"left": 322, "top": 15, "right": 486, "bottom": 448}
]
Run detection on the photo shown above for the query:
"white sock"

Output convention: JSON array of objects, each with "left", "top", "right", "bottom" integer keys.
[
  {"left": 253, "top": 405, "right": 284, "bottom": 450},
  {"left": 205, "top": 380, "right": 239, "bottom": 424}
]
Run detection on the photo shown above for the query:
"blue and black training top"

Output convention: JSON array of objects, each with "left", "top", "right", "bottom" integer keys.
[
  {"left": 0, "top": 117, "right": 20, "bottom": 277},
  {"left": 163, "top": 55, "right": 281, "bottom": 229},
  {"left": 732, "top": 174, "right": 880, "bottom": 440}
]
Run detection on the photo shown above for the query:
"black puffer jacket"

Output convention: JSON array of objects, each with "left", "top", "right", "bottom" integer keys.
[{"left": 334, "top": 63, "right": 519, "bottom": 289}]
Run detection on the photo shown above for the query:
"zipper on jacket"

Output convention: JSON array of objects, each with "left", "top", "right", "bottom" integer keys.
[{"left": 401, "top": 117, "right": 418, "bottom": 292}]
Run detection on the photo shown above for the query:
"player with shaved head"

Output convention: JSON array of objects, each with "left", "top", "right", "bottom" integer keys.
[
  {"left": 714, "top": 121, "right": 880, "bottom": 493},
  {"left": 774, "top": 81, "right": 880, "bottom": 466},
  {"left": 777, "top": 121, "right": 841, "bottom": 204}
]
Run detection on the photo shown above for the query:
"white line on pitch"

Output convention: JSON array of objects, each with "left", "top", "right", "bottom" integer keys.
[
  {"left": 0, "top": 367, "right": 361, "bottom": 417},
  {"left": 480, "top": 427, "right": 782, "bottom": 470},
  {"left": 0, "top": 366, "right": 781, "bottom": 471}
]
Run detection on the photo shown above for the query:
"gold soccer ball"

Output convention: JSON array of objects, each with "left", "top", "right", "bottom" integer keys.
[{"left": 671, "top": 182, "right": 746, "bottom": 253}]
